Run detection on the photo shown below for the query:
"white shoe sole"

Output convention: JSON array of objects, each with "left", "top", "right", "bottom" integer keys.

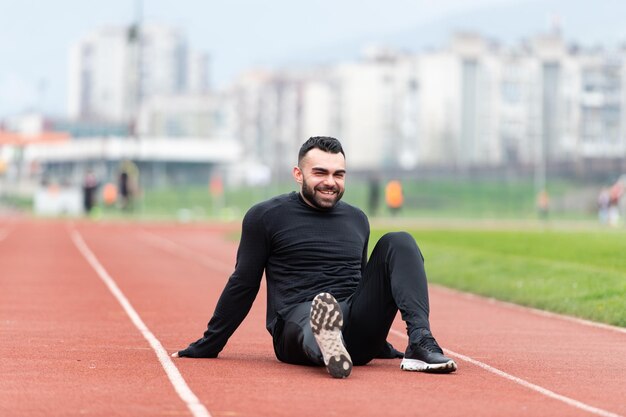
[
  {"left": 400, "top": 357, "right": 457, "bottom": 373},
  {"left": 310, "top": 293, "right": 352, "bottom": 378}
]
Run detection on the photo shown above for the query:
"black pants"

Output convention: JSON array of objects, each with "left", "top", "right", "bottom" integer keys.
[{"left": 272, "top": 232, "right": 431, "bottom": 366}]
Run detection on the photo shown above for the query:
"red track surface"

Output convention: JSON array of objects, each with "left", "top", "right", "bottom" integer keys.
[{"left": 1, "top": 218, "right": 624, "bottom": 417}]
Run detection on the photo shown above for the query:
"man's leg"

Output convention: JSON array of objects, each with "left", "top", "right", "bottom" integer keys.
[
  {"left": 272, "top": 297, "right": 352, "bottom": 378},
  {"left": 344, "top": 232, "right": 456, "bottom": 372},
  {"left": 272, "top": 301, "right": 324, "bottom": 366}
]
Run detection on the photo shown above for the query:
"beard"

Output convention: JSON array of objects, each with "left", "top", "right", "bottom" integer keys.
[{"left": 301, "top": 177, "right": 344, "bottom": 210}]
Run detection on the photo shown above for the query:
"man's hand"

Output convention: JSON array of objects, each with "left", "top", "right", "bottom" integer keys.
[{"left": 169, "top": 346, "right": 218, "bottom": 358}]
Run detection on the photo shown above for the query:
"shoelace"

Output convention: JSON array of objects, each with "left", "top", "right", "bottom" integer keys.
[{"left": 416, "top": 333, "right": 444, "bottom": 354}]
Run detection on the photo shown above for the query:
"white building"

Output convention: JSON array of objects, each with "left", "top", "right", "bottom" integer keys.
[
  {"left": 68, "top": 22, "right": 626, "bottom": 178},
  {"left": 334, "top": 48, "right": 418, "bottom": 170},
  {"left": 67, "top": 26, "right": 131, "bottom": 122},
  {"left": 67, "top": 24, "right": 209, "bottom": 124},
  {"left": 576, "top": 50, "right": 625, "bottom": 159},
  {"left": 136, "top": 93, "right": 233, "bottom": 139},
  {"left": 228, "top": 69, "right": 306, "bottom": 181}
]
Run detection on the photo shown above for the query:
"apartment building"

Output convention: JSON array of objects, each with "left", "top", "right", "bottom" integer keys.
[{"left": 67, "top": 24, "right": 208, "bottom": 125}]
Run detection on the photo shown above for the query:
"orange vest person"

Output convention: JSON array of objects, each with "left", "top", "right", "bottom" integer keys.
[
  {"left": 102, "top": 183, "right": 118, "bottom": 206},
  {"left": 385, "top": 180, "right": 404, "bottom": 215}
]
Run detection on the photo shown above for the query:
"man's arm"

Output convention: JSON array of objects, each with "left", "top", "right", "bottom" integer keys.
[
  {"left": 361, "top": 213, "right": 370, "bottom": 274},
  {"left": 360, "top": 238, "right": 369, "bottom": 275},
  {"left": 173, "top": 206, "right": 270, "bottom": 358}
]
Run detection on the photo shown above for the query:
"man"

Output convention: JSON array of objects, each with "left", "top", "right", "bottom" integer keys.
[
  {"left": 117, "top": 160, "right": 138, "bottom": 210},
  {"left": 82, "top": 169, "right": 99, "bottom": 215},
  {"left": 172, "top": 136, "right": 457, "bottom": 378}
]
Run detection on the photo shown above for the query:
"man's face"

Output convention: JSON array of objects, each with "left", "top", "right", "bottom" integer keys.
[{"left": 293, "top": 148, "right": 346, "bottom": 210}]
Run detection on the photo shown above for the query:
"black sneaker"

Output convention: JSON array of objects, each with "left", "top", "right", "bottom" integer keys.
[
  {"left": 310, "top": 293, "right": 352, "bottom": 378},
  {"left": 400, "top": 329, "right": 457, "bottom": 373}
]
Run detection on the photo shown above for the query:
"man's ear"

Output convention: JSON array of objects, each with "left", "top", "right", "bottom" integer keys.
[{"left": 293, "top": 166, "right": 303, "bottom": 184}]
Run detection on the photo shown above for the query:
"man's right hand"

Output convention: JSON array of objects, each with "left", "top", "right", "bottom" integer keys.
[{"left": 169, "top": 345, "right": 218, "bottom": 358}]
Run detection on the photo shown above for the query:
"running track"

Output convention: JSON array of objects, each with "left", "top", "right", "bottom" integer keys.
[{"left": 1, "top": 218, "right": 624, "bottom": 417}]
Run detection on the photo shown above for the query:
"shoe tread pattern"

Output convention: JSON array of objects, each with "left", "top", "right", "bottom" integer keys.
[{"left": 310, "top": 293, "right": 352, "bottom": 378}]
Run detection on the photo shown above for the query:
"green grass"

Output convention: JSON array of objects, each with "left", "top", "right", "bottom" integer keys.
[
  {"left": 101, "top": 176, "right": 598, "bottom": 221},
  {"left": 344, "top": 177, "right": 597, "bottom": 220},
  {"left": 118, "top": 184, "right": 294, "bottom": 221},
  {"left": 371, "top": 227, "right": 626, "bottom": 327}
]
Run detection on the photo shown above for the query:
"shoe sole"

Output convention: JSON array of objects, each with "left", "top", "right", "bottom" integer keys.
[
  {"left": 400, "top": 357, "right": 457, "bottom": 374},
  {"left": 310, "top": 293, "right": 352, "bottom": 378}
]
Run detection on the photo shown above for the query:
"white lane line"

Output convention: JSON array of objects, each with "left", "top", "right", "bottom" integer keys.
[
  {"left": 389, "top": 329, "right": 623, "bottom": 417},
  {"left": 136, "top": 230, "right": 233, "bottom": 274},
  {"left": 433, "top": 285, "right": 626, "bottom": 335},
  {"left": 70, "top": 229, "right": 212, "bottom": 417}
]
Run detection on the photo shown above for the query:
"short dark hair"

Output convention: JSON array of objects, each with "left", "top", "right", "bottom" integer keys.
[{"left": 298, "top": 136, "right": 345, "bottom": 164}]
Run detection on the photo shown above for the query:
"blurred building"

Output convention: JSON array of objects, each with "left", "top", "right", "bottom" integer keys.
[
  {"left": 224, "top": 31, "right": 626, "bottom": 178},
  {"left": 576, "top": 48, "right": 624, "bottom": 162},
  {"left": 136, "top": 92, "right": 233, "bottom": 139},
  {"left": 1, "top": 112, "right": 241, "bottom": 191},
  {"left": 55, "top": 23, "right": 229, "bottom": 190},
  {"left": 61, "top": 23, "right": 626, "bottom": 183},
  {"left": 229, "top": 69, "right": 306, "bottom": 182},
  {"left": 334, "top": 46, "right": 420, "bottom": 171},
  {"left": 67, "top": 23, "right": 209, "bottom": 125}
]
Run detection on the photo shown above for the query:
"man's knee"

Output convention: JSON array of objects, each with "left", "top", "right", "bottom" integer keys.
[
  {"left": 378, "top": 231, "right": 423, "bottom": 261},
  {"left": 380, "top": 231, "right": 418, "bottom": 249}
]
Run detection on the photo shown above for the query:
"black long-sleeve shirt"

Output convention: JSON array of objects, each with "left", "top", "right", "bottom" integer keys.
[{"left": 180, "top": 191, "right": 370, "bottom": 358}]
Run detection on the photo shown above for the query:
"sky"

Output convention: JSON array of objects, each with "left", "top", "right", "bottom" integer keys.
[{"left": 0, "top": 0, "right": 621, "bottom": 119}]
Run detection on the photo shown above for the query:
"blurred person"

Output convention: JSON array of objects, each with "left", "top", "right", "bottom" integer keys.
[
  {"left": 118, "top": 160, "right": 139, "bottom": 210},
  {"left": 608, "top": 180, "right": 624, "bottom": 227},
  {"left": 209, "top": 173, "right": 225, "bottom": 214},
  {"left": 102, "top": 183, "right": 118, "bottom": 206},
  {"left": 82, "top": 170, "right": 99, "bottom": 215},
  {"left": 367, "top": 174, "right": 381, "bottom": 216},
  {"left": 172, "top": 136, "right": 457, "bottom": 378},
  {"left": 597, "top": 187, "right": 610, "bottom": 224},
  {"left": 385, "top": 179, "right": 404, "bottom": 216},
  {"left": 536, "top": 189, "right": 550, "bottom": 220}
]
